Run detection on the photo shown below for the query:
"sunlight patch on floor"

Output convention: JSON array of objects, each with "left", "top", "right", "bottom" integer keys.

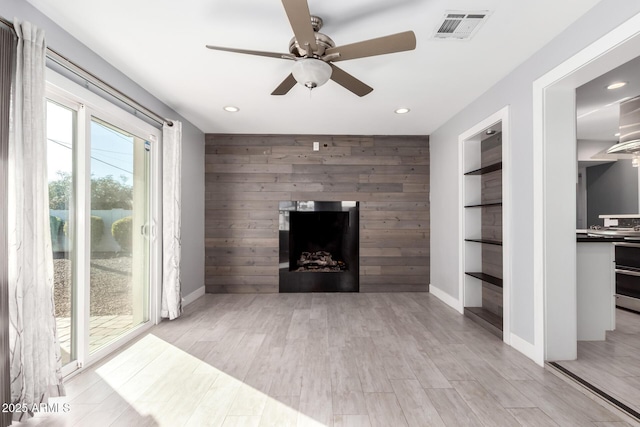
[{"left": 39, "top": 333, "right": 327, "bottom": 426}]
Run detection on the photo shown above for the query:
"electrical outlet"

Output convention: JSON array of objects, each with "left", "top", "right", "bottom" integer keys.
[{"left": 313, "top": 141, "right": 320, "bottom": 151}]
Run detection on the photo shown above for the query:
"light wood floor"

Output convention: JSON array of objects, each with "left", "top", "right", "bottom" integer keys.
[
  {"left": 14, "top": 293, "right": 635, "bottom": 426},
  {"left": 557, "top": 308, "right": 640, "bottom": 417}
]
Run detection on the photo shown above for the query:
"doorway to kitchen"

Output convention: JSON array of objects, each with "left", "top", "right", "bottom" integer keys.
[
  {"left": 556, "top": 58, "right": 640, "bottom": 418},
  {"left": 534, "top": 9, "right": 640, "bottom": 420}
]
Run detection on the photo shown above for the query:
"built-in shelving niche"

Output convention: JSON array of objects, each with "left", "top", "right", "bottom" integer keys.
[{"left": 463, "top": 128, "right": 503, "bottom": 338}]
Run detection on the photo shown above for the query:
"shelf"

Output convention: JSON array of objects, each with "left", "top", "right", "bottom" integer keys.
[
  {"left": 464, "top": 307, "right": 503, "bottom": 337},
  {"left": 465, "top": 272, "right": 503, "bottom": 288},
  {"left": 464, "top": 162, "right": 502, "bottom": 176},
  {"left": 463, "top": 202, "right": 502, "bottom": 208},
  {"left": 464, "top": 238, "right": 502, "bottom": 246}
]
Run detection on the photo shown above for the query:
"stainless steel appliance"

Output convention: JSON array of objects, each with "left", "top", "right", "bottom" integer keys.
[
  {"left": 614, "top": 242, "right": 640, "bottom": 313},
  {"left": 587, "top": 223, "right": 640, "bottom": 239}
]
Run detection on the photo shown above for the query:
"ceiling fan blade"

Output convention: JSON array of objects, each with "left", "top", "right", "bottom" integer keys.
[
  {"left": 206, "top": 45, "right": 295, "bottom": 60},
  {"left": 281, "top": 0, "right": 318, "bottom": 53},
  {"left": 324, "top": 31, "right": 416, "bottom": 62},
  {"left": 271, "top": 73, "right": 297, "bottom": 95},
  {"left": 329, "top": 64, "right": 373, "bottom": 97}
]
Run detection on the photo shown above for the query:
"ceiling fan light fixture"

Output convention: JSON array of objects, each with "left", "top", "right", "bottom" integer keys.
[{"left": 292, "top": 58, "right": 332, "bottom": 89}]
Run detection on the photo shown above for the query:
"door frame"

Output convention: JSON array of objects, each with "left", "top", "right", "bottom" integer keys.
[
  {"left": 46, "top": 69, "right": 162, "bottom": 375},
  {"left": 533, "top": 12, "right": 640, "bottom": 363}
]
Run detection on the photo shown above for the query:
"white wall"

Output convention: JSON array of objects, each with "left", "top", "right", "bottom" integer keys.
[
  {"left": 430, "top": 0, "right": 640, "bottom": 348},
  {"left": 577, "top": 139, "right": 615, "bottom": 161},
  {"left": 2, "top": 0, "right": 205, "bottom": 298}
]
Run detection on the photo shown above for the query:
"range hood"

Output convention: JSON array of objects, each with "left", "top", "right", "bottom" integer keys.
[{"left": 607, "top": 95, "right": 640, "bottom": 154}]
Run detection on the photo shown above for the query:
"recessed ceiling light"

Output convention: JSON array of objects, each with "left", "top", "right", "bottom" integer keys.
[
  {"left": 615, "top": 133, "right": 621, "bottom": 137},
  {"left": 223, "top": 106, "right": 239, "bottom": 112},
  {"left": 485, "top": 129, "right": 496, "bottom": 135},
  {"left": 607, "top": 82, "right": 627, "bottom": 90},
  {"left": 395, "top": 108, "right": 410, "bottom": 114}
]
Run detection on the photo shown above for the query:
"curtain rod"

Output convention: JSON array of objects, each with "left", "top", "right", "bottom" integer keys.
[{"left": 0, "top": 16, "right": 173, "bottom": 127}]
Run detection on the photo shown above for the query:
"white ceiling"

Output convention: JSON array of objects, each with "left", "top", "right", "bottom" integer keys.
[
  {"left": 27, "top": 0, "right": 601, "bottom": 135},
  {"left": 577, "top": 55, "right": 640, "bottom": 141}
]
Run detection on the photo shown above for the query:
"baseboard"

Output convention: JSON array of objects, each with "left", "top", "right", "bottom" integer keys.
[
  {"left": 182, "top": 285, "right": 205, "bottom": 307},
  {"left": 510, "top": 332, "right": 543, "bottom": 366},
  {"left": 429, "top": 284, "right": 463, "bottom": 314}
]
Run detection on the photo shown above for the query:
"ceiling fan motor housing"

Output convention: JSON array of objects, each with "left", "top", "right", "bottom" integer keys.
[
  {"left": 289, "top": 16, "right": 334, "bottom": 58},
  {"left": 289, "top": 32, "right": 335, "bottom": 58}
]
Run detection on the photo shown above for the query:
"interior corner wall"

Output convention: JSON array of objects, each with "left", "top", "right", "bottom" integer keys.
[
  {"left": 429, "top": 0, "right": 640, "bottom": 348},
  {"left": 204, "top": 134, "right": 429, "bottom": 293},
  {"left": 1, "top": 0, "right": 206, "bottom": 298}
]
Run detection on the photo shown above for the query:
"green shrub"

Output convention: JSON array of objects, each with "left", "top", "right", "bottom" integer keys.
[
  {"left": 49, "top": 215, "right": 63, "bottom": 247},
  {"left": 64, "top": 216, "right": 104, "bottom": 250},
  {"left": 112, "top": 216, "right": 132, "bottom": 252},
  {"left": 90, "top": 216, "right": 104, "bottom": 250}
]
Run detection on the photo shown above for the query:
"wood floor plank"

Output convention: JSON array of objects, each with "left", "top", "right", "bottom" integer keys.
[
  {"left": 269, "top": 343, "right": 305, "bottom": 397},
  {"left": 402, "top": 338, "right": 451, "bottom": 389},
  {"left": 227, "top": 382, "right": 270, "bottom": 417},
  {"left": 350, "top": 337, "right": 393, "bottom": 393},
  {"left": 183, "top": 374, "right": 241, "bottom": 427},
  {"left": 507, "top": 407, "right": 560, "bottom": 427},
  {"left": 509, "top": 379, "right": 620, "bottom": 426},
  {"left": 14, "top": 293, "right": 628, "bottom": 427},
  {"left": 331, "top": 375, "right": 367, "bottom": 416},
  {"left": 390, "top": 379, "right": 445, "bottom": 427},
  {"left": 259, "top": 395, "right": 300, "bottom": 427},
  {"left": 451, "top": 380, "right": 520, "bottom": 426},
  {"left": 363, "top": 392, "right": 408, "bottom": 427},
  {"left": 556, "top": 307, "right": 640, "bottom": 416},
  {"left": 450, "top": 350, "right": 534, "bottom": 408},
  {"left": 221, "top": 416, "right": 261, "bottom": 427},
  {"left": 593, "top": 422, "right": 636, "bottom": 427},
  {"left": 333, "top": 415, "right": 372, "bottom": 427},
  {"left": 425, "top": 388, "right": 483, "bottom": 427}
]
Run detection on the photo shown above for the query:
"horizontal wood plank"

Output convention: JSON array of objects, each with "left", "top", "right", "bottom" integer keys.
[{"left": 359, "top": 284, "right": 429, "bottom": 292}]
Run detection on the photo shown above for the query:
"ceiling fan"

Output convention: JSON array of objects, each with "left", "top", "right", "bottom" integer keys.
[{"left": 205, "top": 0, "right": 417, "bottom": 97}]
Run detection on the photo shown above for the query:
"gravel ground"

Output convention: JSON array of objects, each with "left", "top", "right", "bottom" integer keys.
[{"left": 54, "top": 255, "right": 133, "bottom": 317}]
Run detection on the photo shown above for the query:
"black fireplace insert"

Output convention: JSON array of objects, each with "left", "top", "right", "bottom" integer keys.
[{"left": 279, "top": 201, "right": 359, "bottom": 292}]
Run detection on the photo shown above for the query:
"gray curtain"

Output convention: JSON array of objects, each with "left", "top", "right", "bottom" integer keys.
[{"left": 0, "top": 22, "right": 15, "bottom": 427}]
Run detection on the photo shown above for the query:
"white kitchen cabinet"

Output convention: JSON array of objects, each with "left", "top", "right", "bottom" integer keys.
[{"left": 576, "top": 241, "right": 615, "bottom": 340}]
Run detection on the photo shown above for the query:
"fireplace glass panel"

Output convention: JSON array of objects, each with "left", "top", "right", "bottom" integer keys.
[
  {"left": 279, "top": 201, "right": 359, "bottom": 292},
  {"left": 289, "top": 211, "right": 349, "bottom": 272}
]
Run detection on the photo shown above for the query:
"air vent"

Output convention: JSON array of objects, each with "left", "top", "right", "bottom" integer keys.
[{"left": 434, "top": 11, "right": 490, "bottom": 40}]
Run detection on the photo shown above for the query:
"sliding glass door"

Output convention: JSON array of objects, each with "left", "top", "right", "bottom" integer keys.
[
  {"left": 47, "top": 99, "right": 76, "bottom": 368},
  {"left": 88, "top": 118, "right": 150, "bottom": 354},
  {"left": 46, "top": 75, "right": 160, "bottom": 374}
]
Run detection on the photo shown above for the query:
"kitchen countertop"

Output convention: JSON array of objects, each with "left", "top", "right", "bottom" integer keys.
[{"left": 576, "top": 232, "right": 628, "bottom": 242}]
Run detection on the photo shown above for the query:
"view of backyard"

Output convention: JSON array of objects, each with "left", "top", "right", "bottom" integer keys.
[
  {"left": 53, "top": 255, "right": 133, "bottom": 318},
  {"left": 47, "top": 101, "right": 149, "bottom": 364}
]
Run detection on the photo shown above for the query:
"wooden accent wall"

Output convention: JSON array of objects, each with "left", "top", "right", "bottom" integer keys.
[
  {"left": 204, "top": 134, "right": 429, "bottom": 293},
  {"left": 481, "top": 133, "right": 503, "bottom": 317}
]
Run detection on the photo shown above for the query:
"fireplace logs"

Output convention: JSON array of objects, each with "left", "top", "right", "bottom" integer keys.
[{"left": 295, "top": 251, "right": 346, "bottom": 272}]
